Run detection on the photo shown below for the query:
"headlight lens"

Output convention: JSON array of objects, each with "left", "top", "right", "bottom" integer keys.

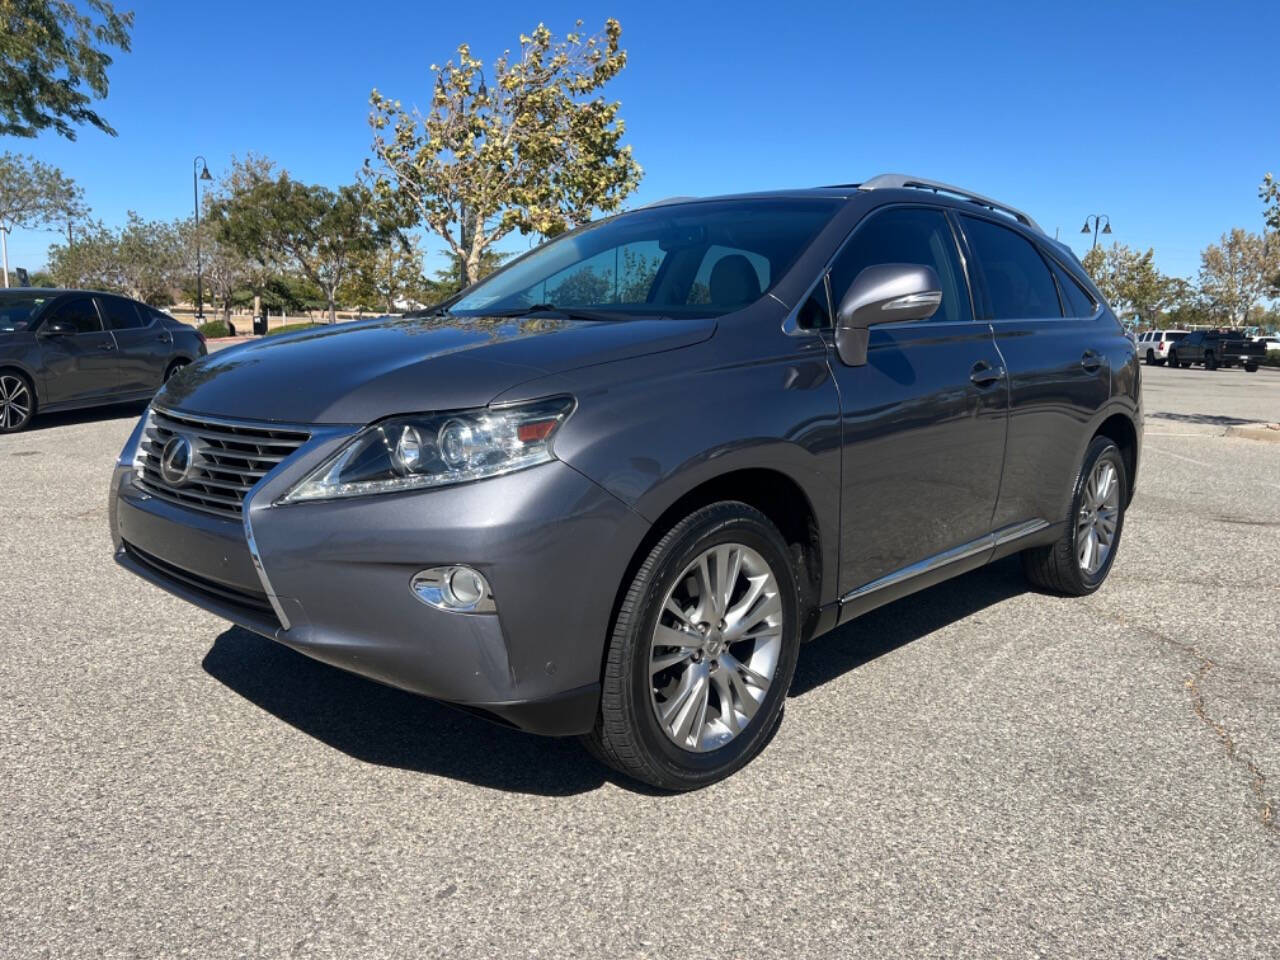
[{"left": 281, "top": 397, "right": 575, "bottom": 502}]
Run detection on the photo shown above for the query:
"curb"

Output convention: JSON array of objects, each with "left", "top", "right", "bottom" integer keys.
[{"left": 1225, "top": 423, "right": 1280, "bottom": 443}]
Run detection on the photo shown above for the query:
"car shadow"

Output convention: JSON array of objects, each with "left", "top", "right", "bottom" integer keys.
[
  {"left": 26, "top": 398, "right": 149, "bottom": 432},
  {"left": 202, "top": 557, "right": 1031, "bottom": 795},
  {"left": 790, "top": 556, "right": 1028, "bottom": 697}
]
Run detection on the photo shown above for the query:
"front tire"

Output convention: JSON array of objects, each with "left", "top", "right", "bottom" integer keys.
[
  {"left": 1021, "top": 436, "right": 1127, "bottom": 596},
  {"left": 585, "top": 502, "right": 801, "bottom": 791},
  {"left": 1205, "top": 352, "right": 1218, "bottom": 371},
  {"left": 0, "top": 372, "right": 35, "bottom": 433}
]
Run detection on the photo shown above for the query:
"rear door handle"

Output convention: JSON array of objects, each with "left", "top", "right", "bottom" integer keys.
[
  {"left": 1081, "top": 350, "right": 1103, "bottom": 372},
  {"left": 970, "top": 361, "right": 1004, "bottom": 386},
  {"left": 98, "top": 341, "right": 115, "bottom": 351}
]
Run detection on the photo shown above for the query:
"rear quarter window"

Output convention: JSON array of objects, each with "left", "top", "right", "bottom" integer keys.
[{"left": 960, "top": 216, "right": 1062, "bottom": 320}]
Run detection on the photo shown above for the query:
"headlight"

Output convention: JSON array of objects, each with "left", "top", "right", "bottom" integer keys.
[{"left": 281, "top": 397, "right": 575, "bottom": 502}]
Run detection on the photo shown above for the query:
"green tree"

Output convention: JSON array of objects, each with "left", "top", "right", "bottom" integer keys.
[
  {"left": 1198, "top": 228, "right": 1277, "bottom": 326},
  {"left": 342, "top": 233, "right": 439, "bottom": 313},
  {"left": 0, "top": 0, "right": 133, "bottom": 139},
  {"left": 1261, "top": 173, "right": 1280, "bottom": 233},
  {"left": 46, "top": 212, "right": 184, "bottom": 304},
  {"left": 367, "top": 18, "right": 642, "bottom": 286},
  {"left": 1080, "top": 242, "right": 1176, "bottom": 325},
  {"left": 212, "top": 172, "right": 387, "bottom": 323},
  {"left": 433, "top": 246, "right": 509, "bottom": 298},
  {"left": 0, "top": 151, "right": 87, "bottom": 286}
]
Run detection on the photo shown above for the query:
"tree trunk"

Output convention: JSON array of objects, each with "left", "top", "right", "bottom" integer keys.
[{"left": 327, "top": 298, "right": 337, "bottom": 324}]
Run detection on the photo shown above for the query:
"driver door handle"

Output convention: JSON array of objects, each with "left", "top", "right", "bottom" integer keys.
[{"left": 970, "top": 361, "right": 1004, "bottom": 386}]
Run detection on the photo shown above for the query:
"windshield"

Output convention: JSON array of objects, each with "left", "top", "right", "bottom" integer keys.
[
  {"left": 0, "top": 293, "right": 52, "bottom": 332},
  {"left": 450, "top": 198, "right": 841, "bottom": 318}
]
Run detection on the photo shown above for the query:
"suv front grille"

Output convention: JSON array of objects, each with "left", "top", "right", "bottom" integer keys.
[{"left": 135, "top": 407, "right": 310, "bottom": 519}]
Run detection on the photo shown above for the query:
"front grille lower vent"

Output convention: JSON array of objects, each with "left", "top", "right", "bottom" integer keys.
[{"left": 135, "top": 407, "right": 310, "bottom": 519}]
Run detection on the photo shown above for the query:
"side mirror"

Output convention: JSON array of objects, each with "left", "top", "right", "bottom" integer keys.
[
  {"left": 833, "top": 263, "right": 943, "bottom": 366},
  {"left": 40, "top": 320, "right": 76, "bottom": 337}
]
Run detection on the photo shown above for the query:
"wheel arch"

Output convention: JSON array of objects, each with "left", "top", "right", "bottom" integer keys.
[
  {"left": 610, "top": 467, "right": 827, "bottom": 654},
  {"left": 0, "top": 362, "right": 40, "bottom": 404},
  {"left": 1092, "top": 410, "right": 1139, "bottom": 505}
]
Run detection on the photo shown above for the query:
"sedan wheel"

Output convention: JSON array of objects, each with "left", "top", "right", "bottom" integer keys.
[{"left": 0, "top": 374, "right": 34, "bottom": 433}]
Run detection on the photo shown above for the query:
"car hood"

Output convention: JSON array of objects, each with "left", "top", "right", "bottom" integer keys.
[{"left": 157, "top": 313, "right": 716, "bottom": 424}]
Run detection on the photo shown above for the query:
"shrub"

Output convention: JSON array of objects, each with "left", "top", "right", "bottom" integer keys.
[{"left": 196, "top": 319, "right": 231, "bottom": 339}]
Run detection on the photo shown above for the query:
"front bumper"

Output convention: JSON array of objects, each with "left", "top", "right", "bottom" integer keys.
[{"left": 109, "top": 417, "right": 649, "bottom": 736}]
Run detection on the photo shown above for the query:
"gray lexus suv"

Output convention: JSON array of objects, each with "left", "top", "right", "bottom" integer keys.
[{"left": 110, "top": 175, "right": 1142, "bottom": 790}]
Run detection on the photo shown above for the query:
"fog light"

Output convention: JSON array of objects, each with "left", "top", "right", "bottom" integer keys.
[{"left": 410, "top": 565, "right": 495, "bottom": 614}]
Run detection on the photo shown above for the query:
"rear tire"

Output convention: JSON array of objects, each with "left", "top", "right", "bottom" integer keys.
[
  {"left": 584, "top": 501, "right": 802, "bottom": 791},
  {"left": 1245, "top": 364, "right": 1258, "bottom": 373},
  {"left": 1145, "top": 350, "right": 1156, "bottom": 366},
  {"left": 1167, "top": 350, "right": 1179, "bottom": 368},
  {"left": 0, "top": 371, "right": 36, "bottom": 433},
  {"left": 1021, "top": 436, "right": 1126, "bottom": 597}
]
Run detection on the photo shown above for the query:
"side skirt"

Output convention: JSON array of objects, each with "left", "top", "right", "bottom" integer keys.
[{"left": 827, "top": 519, "right": 1052, "bottom": 629}]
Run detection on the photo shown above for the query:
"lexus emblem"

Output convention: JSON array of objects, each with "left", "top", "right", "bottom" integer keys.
[{"left": 159, "top": 435, "right": 194, "bottom": 486}]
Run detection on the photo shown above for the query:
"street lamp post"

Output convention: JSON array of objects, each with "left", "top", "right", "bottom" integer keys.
[
  {"left": 1080, "top": 214, "right": 1112, "bottom": 249},
  {"left": 193, "top": 156, "right": 213, "bottom": 320}
]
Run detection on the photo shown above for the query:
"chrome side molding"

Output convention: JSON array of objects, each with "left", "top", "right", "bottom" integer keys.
[
  {"left": 243, "top": 483, "right": 292, "bottom": 631},
  {"left": 839, "top": 519, "right": 1050, "bottom": 605}
]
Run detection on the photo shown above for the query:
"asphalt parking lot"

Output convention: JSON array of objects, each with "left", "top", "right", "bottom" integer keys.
[{"left": 2, "top": 363, "right": 1277, "bottom": 959}]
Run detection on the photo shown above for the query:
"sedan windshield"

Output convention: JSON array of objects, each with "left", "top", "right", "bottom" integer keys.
[
  {"left": 449, "top": 198, "right": 840, "bottom": 318},
  {"left": 0, "top": 293, "right": 52, "bottom": 332}
]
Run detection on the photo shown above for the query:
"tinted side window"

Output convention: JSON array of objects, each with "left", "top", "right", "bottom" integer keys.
[
  {"left": 829, "top": 207, "right": 973, "bottom": 324},
  {"left": 41, "top": 296, "right": 102, "bottom": 334},
  {"left": 99, "top": 296, "right": 147, "bottom": 330},
  {"left": 961, "top": 216, "right": 1062, "bottom": 320},
  {"left": 1049, "top": 260, "right": 1096, "bottom": 317}
]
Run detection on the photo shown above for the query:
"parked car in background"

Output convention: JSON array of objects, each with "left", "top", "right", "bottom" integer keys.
[
  {"left": 1135, "top": 328, "right": 1187, "bottom": 365},
  {"left": 109, "top": 174, "right": 1141, "bottom": 789},
  {"left": 0, "top": 289, "right": 207, "bottom": 433},
  {"left": 1167, "top": 330, "right": 1263, "bottom": 371},
  {"left": 1252, "top": 334, "right": 1280, "bottom": 353}
]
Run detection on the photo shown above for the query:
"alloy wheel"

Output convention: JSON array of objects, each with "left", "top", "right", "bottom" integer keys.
[
  {"left": 1077, "top": 458, "right": 1120, "bottom": 575},
  {"left": 648, "top": 543, "right": 783, "bottom": 752},
  {"left": 0, "top": 374, "right": 32, "bottom": 431}
]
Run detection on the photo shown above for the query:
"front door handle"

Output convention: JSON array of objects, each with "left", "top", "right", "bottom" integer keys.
[
  {"left": 1081, "top": 350, "right": 1103, "bottom": 372},
  {"left": 970, "top": 361, "right": 1004, "bottom": 386}
]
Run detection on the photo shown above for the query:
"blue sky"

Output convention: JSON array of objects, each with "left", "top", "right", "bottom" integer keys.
[{"left": 7, "top": 0, "right": 1278, "bottom": 282}]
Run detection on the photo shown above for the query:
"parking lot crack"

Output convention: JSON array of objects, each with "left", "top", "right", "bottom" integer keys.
[{"left": 1102, "top": 610, "right": 1277, "bottom": 834}]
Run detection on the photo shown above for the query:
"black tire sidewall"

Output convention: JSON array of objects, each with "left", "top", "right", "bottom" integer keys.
[{"left": 620, "top": 507, "right": 800, "bottom": 787}]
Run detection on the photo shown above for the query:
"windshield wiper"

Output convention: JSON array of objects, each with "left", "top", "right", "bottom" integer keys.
[{"left": 492, "top": 303, "right": 625, "bottom": 322}]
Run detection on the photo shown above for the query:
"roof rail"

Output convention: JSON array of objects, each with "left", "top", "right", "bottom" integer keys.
[
  {"left": 857, "top": 174, "right": 1044, "bottom": 234},
  {"left": 641, "top": 195, "right": 698, "bottom": 209}
]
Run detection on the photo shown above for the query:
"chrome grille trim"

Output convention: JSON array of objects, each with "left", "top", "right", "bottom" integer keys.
[{"left": 134, "top": 406, "right": 311, "bottom": 520}]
